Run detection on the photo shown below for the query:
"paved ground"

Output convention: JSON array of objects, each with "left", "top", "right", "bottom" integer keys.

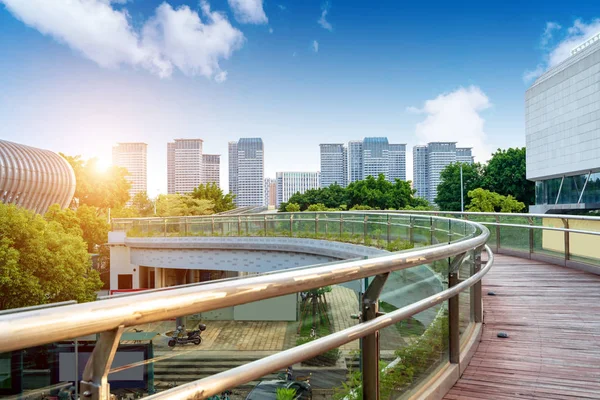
[
  {"left": 325, "top": 286, "right": 360, "bottom": 351},
  {"left": 444, "top": 254, "right": 600, "bottom": 400}
]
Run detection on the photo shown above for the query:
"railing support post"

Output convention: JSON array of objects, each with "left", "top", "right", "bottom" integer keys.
[
  {"left": 562, "top": 218, "right": 570, "bottom": 265},
  {"left": 409, "top": 216, "right": 414, "bottom": 244},
  {"left": 528, "top": 217, "right": 534, "bottom": 258},
  {"left": 363, "top": 215, "right": 368, "bottom": 243},
  {"left": 472, "top": 249, "right": 483, "bottom": 323},
  {"left": 80, "top": 326, "right": 124, "bottom": 400},
  {"left": 387, "top": 215, "right": 391, "bottom": 246},
  {"left": 362, "top": 273, "right": 389, "bottom": 400},
  {"left": 211, "top": 217, "right": 215, "bottom": 236},
  {"left": 184, "top": 217, "right": 188, "bottom": 236},
  {"left": 290, "top": 214, "right": 293, "bottom": 237},
  {"left": 315, "top": 214, "right": 319, "bottom": 237},
  {"left": 264, "top": 215, "right": 268, "bottom": 236},
  {"left": 164, "top": 219, "right": 167, "bottom": 237},
  {"left": 495, "top": 215, "right": 500, "bottom": 252},
  {"left": 238, "top": 216, "right": 242, "bottom": 236},
  {"left": 430, "top": 216, "right": 435, "bottom": 245},
  {"left": 340, "top": 214, "right": 343, "bottom": 239},
  {"left": 448, "top": 253, "right": 466, "bottom": 365}
]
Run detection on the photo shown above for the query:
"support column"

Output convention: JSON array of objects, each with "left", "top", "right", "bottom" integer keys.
[
  {"left": 362, "top": 273, "right": 389, "bottom": 400},
  {"left": 80, "top": 326, "right": 124, "bottom": 400}
]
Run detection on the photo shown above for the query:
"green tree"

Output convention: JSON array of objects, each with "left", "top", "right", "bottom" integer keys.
[
  {"left": 482, "top": 147, "right": 534, "bottom": 207},
  {"left": 306, "top": 203, "right": 329, "bottom": 211},
  {"left": 0, "top": 203, "right": 102, "bottom": 310},
  {"left": 281, "top": 184, "right": 348, "bottom": 211},
  {"left": 45, "top": 204, "right": 110, "bottom": 253},
  {"left": 155, "top": 194, "right": 214, "bottom": 216},
  {"left": 285, "top": 202, "right": 301, "bottom": 212},
  {"left": 467, "top": 188, "right": 525, "bottom": 213},
  {"left": 61, "top": 154, "right": 131, "bottom": 209},
  {"left": 346, "top": 174, "right": 423, "bottom": 210},
  {"left": 435, "top": 163, "right": 484, "bottom": 211},
  {"left": 191, "top": 183, "right": 236, "bottom": 214},
  {"left": 131, "top": 191, "right": 155, "bottom": 217}
]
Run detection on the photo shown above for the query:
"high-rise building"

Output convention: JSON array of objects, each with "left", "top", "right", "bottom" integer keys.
[
  {"left": 112, "top": 142, "right": 147, "bottom": 201},
  {"left": 228, "top": 141, "right": 238, "bottom": 198},
  {"left": 347, "top": 140, "right": 363, "bottom": 184},
  {"left": 388, "top": 144, "right": 407, "bottom": 182},
  {"left": 526, "top": 32, "right": 600, "bottom": 213},
  {"left": 202, "top": 154, "right": 220, "bottom": 187},
  {"left": 456, "top": 148, "right": 474, "bottom": 164},
  {"left": 229, "top": 138, "right": 264, "bottom": 206},
  {"left": 264, "top": 178, "right": 277, "bottom": 207},
  {"left": 362, "top": 137, "right": 390, "bottom": 180},
  {"left": 346, "top": 138, "right": 407, "bottom": 183},
  {"left": 412, "top": 142, "right": 473, "bottom": 204},
  {"left": 276, "top": 172, "right": 320, "bottom": 207},
  {"left": 319, "top": 144, "right": 347, "bottom": 188},
  {"left": 167, "top": 139, "right": 203, "bottom": 194},
  {"left": 413, "top": 145, "right": 429, "bottom": 200}
]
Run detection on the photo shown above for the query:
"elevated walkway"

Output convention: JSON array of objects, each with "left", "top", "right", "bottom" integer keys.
[{"left": 445, "top": 254, "right": 600, "bottom": 399}]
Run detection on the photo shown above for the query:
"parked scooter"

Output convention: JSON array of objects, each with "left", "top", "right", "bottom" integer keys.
[{"left": 168, "top": 324, "right": 206, "bottom": 347}]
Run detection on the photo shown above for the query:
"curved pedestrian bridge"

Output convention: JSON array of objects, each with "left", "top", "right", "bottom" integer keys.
[
  {"left": 445, "top": 254, "right": 600, "bottom": 400},
  {"left": 1, "top": 211, "right": 600, "bottom": 400}
]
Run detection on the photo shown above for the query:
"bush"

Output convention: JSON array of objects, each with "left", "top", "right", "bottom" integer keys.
[
  {"left": 295, "top": 336, "right": 341, "bottom": 366},
  {"left": 276, "top": 388, "right": 297, "bottom": 400}
]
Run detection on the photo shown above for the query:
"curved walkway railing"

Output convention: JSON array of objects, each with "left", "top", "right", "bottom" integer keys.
[{"left": 0, "top": 212, "right": 491, "bottom": 400}]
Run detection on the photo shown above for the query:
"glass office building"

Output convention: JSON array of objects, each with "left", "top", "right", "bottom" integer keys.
[{"left": 526, "top": 33, "right": 600, "bottom": 213}]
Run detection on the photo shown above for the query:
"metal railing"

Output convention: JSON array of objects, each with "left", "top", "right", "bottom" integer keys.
[{"left": 2, "top": 211, "right": 494, "bottom": 400}]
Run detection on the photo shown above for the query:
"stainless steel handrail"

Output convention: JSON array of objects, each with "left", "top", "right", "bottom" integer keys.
[
  {"left": 146, "top": 246, "right": 494, "bottom": 400},
  {"left": 0, "top": 221, "right": 489, "bottom": 353}
]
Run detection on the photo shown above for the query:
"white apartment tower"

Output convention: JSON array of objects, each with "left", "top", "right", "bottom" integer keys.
[
  {"left": 276, "top": 172, "right": 320, "bottom": 207},
  {"left": 319, "top": 144, "right": 347, "bottom": 188},
  {"left": 345, "top": 138, "right": 407, "bottom": 184},
  {"left": 347, "top": 140, "right": 363, "bottom": 184},
  {"left": 202, "top": 154, "right": 221, "bottom": 187},
  {"left": 413, "top": 143, "right": 473, "bottom": 204},
  {"left": 112, "top": 142, "right": 147, "bottom": 201},
  {"left": 167, "top": 139, "right": 203, "bottom": 194},
  {"left": 229, "top": 138, "right": 264, "bottom": 206}
]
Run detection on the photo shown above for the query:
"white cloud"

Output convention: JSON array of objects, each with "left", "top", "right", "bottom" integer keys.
[
  {"left": 541, "top": 21, "right": 561, "bottom": 47},
  {"left": 227, "top": 0, "right": 268, "bottom": 24},
  {"left": 524, "top": 18, "right": 600, "bottom": 83},
  {"left": 292, "top": 51, "right": 297, "bottom": 57},
  {"left": 278, "top": 4, "right": 286, "bottom": 10},
  {"left": 0, "top": 0, "right": 244, "bottom": 81},
  {"left": 409, "top": 86, "right": 492, "bottom": 163},
  {"left": 269, "top": 27, "right": 274, "bottom": 34},
  {"left": 318, "top": 2, "right": 332, "bottom": 31},
  {"left": 312, "top": 40, "right": 319, "bottom": 53}
]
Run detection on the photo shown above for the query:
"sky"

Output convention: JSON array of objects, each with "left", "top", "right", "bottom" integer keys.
[{"left": 1, "top": 0, "right": 599, "bottom": 196}]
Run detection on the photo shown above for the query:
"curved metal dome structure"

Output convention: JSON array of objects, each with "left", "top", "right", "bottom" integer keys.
[{"left": 0, "top": 139, "right": 76, "bottom": 214}]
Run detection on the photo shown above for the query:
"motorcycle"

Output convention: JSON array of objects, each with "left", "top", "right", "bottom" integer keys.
[{"left": 168, "top": 324, "right": 206, "bottom": 347}]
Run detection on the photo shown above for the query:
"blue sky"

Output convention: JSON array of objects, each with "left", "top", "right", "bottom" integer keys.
[{"left": 1, "top": 0, "right": 599, "bottom": 195}]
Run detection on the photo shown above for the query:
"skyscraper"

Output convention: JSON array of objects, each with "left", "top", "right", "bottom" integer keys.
[
  {"left": 319, "top": 144, "right": 347, "bottom": 188},
  {"left": 264, "top": 178, "right": 277, "bottom": 207},
  {"left": 276, "top": 172, "right": 320, "bottom": 207},
  {"left": 412, "top": 142, "right": 473, "bottom": 204},
  {"left": 388, "top": 144, "right": 407, "bottom": 181},
  {"left": 167, "top": 139, "right": 203, "bottom": 194},
  {"left": 362, "top": 137, "right": 390, "bottom": 180},
  {"left": 229, "top": 138, "right": 264, "bottom": 206},
  {"left": 112, "top": 142, "right": 147, "bottom": 201},
  {"left": 228, "top": 141, "right": 238, "bottom": 198},
  {"left": 202, "top": 154, "right": 220, "bottom": 187},
  {"left": 347, "top": 140, "right": 363, "bottom": 184}
]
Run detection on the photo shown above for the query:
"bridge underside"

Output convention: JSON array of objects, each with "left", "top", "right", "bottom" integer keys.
[{"left": 445, "top": 254, "right": 600, "bottom": 399}]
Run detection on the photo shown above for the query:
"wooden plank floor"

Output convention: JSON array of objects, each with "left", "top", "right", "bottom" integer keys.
[{"left": 444, "top": 254, "right": 600, "bottom": 400}]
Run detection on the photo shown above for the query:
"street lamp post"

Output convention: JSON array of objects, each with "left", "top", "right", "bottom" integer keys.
[{"left": 460, "top": 164, "right": 464, "bottom": 212}]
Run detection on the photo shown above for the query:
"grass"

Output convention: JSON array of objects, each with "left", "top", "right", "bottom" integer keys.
[{"left": 378, "top": 301, "right": 426, "bottom": 337}]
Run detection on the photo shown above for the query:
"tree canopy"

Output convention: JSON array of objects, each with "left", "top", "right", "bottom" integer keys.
[
  {"left": 155, "top": 194, "right": 214, "bottom": 216},
  {"left": 191, "top": 183, "right": 236, "bottom": 214},
  {"left": 435, "top": 163, "right": 484, "bottom": 211},
  {"left": 482, "top": 147, "right": 534, "bottom": 206},
  {"left": 45, "top": 204, "right": 110, "bottom": 253},
  {"left": 434, "top": 147, "right": 534, "bottom": 211},
  {"left": 61, "top": 154, "right": 131, "bottom": 210},
  {"left": 279, "top": 175, "right": 429, "bottom": 212},
  {"left": 0, "top": 202, "right": 103, "bottom": 310},
  {"left": 467, "top": 188, "right": 525, "bottom": 213}
]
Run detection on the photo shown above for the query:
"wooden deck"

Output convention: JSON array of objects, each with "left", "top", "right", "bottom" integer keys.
[{"left": 444, "top": 254, "right": 600, "bottom": 400}]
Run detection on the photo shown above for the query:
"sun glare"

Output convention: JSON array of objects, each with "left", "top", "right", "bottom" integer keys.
[{"left": 94, "top": 158, "right": 112, "bottom": 174}]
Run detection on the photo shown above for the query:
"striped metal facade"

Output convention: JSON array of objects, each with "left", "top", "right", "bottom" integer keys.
[{"left": 0, "top": 139, "right": 76, "bottom": 214}]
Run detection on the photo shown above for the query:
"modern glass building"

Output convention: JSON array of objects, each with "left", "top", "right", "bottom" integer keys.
[
  {"left": 526, "top": 33, "right": 600, "bottom": 213},
  {"left": 319, "top": 144, "right": 347, "bottom": 188},
  {"left": 413, "top": 142, "right": 473, "bottom": 205},
  {"left": 0, "top": 139, "right": 76, "bottom": 213},
  {"left": 229, "top": 138, "right": 264, "bottom": 206},
  {"left": 112, "top": 142, "right": 147, "bottom": 201},
  {"left": 276, "top": 172, "right": 320, "bottom": 207}
]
